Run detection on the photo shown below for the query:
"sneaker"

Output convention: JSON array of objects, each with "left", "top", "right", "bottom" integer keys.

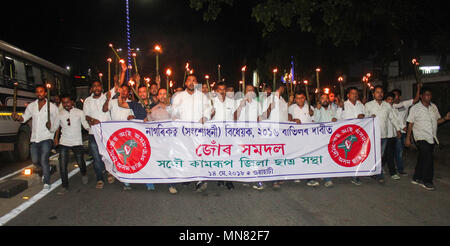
[
  {"left": 146, "top": 183, "right": 155, "bottom": 191},
  {"left": 421, "top": 183, "right": 435, "bottom": 191},
  {"left": 225, "top": 182, "right": 234, "bottom": 190},
  {"left": 391, "top": 174, "right": 400, "bottom": 180},
  {"left": 351, "top": 178, "right": 361, "bottom": 186},
  {"left": 272, "top": 182, "right": 281, "bottom": 190},
  {"left": 57, "top": 187, "right": 68, "bottom": 195},
  {"left": 217, "top": 181, "right": 225, "bottom": 187},
  {"left": 43, "top": 184, "right": 51, "bottom": 191},
  {"left": 398, "top": 171, "right": 408, "bottom": 176},
  {"left": 81, "top": 175, "right": 88, "bottom": 185},
  {"left": 122, "top": 184, "right": 132, "bottom": 190},
  {"left": 252, "top": 183, "right": 264, "bottom": 191},
  {"left": 293, "top": 179, "right": 301, "bottom": 183},
  {"left": 377, "top": 178, "right": 385, "bottom": 184},
  {"left": 324, "top": 180, "right": 334, "bottom": 188},
  {"left": 306, "top": 180, "right": 319, "bottom": 187},
  {"left": 195, "top": 181, "right": 207, "bottom": 192},
  {"left": 96, "top": 180, "right": 104, "bottom": 189},
  {"left": 169, "top": 186, "right": 178, "bottom": 194},
  {"left": 411, "top": 178, "right": 423, "bottom": 185},
  {"left": 107, "top": 174, "right": 115, "bottom": 184}
]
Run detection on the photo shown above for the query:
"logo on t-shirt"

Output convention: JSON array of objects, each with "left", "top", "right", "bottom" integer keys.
[
  {"left": 328, "top": 125, "right": 371, "bottom": 167},
  {"left": 106, "top": 128, "right": 151, "bottom": 173}
]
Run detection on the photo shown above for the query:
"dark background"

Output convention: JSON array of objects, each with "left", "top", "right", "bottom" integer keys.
[{"left": 1, "top": 0, "right": 449, "bottom": 89}]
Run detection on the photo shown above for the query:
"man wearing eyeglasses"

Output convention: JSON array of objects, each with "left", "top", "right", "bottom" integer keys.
[{"left": 53, "top": 95, "right": 90, "bottom": 195}]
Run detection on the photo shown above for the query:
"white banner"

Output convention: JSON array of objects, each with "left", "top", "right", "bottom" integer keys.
[{"left": 92, "top": 117, "right": 381, "bottom": 183}]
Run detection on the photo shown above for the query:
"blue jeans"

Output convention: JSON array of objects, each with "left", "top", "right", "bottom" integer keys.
[
  {"left": 59, "top": 145, "right": 86, "bottom": 188},
  {"left": 88, "top": 135, "right": 105, "bottom": 182},
  {"left": 376, "top": 138, "right": 388, "bottom": 179},
  {"left": 395, "top": 133, "right": 406, "bottom": 173},
  {"left": 30, "top": 139, "right": 53, "bottom": 185}
]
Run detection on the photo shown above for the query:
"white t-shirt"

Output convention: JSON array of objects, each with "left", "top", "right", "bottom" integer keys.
[
  {"left": 364, "top": 100, "right": 403, "bottom": 139},
  {"left": 171, "top": 90, "right": 212, "bottom": 122},
  {"left": 288, "top": 103, "right": 313, "bottom": 123},
  {"left": 83, "top": 92, "right": 112, "bottom": 134},
  {"left": 236, "top": 98, "right": 262, "bottom": 122},
  {"left": 393, "top": 99, "right": 413, "bottom": 133},
  {"left": 212, "top": 95, "right": 237, "bottom": 121},
  {"left": 406, "top": 101, "right": 441, "bottom": 144},
  {"left": 54, "top": 107, "right": 89, "bottom": 146},
  {"left": 108, "top": 98, "right": 133, "bottom": 121},
  {"left": 21, "top": 99, "right": 59, "bottom": 143},
  {"left": 261, "top": 93, "right": 289, "bottom": 122},
  {"left": 337, "top": 100, "right": 365, "bottom": 120}
]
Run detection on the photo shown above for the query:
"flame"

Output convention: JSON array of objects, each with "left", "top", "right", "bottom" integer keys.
[
  {"left": 46, "top": 83, "right": 51, "bottom": 89},
  {"left": 129, "top": 80, "right": 135, "bottom": 86},
  {"left": 411, "top": 58, "right": 418, "bottom": 65},
  {"left": 273, "top": 68, "right": 278, "bottom": 73},
  {"left": 324, "top": 88, "right": 330, "bottom": 94},
  {"left": 239, "top": 80, "right": 243, "bottom": 84},
  {"left": 144, "top": 77, "right": 151, "bottom": 83},
  {"left": 154, "top": 45, "right": 161, "bottom": 52},
  {"left": 99, "top": 73, "right": 103, "bottom": 77},
  {"left": 303, "top": 80, "right": 308, "bottom": 85},
  {"left": 108, "top": 43, "right": 113, "bottom": 48},
  {"left": 166, "top": 68, "right": 172, "bottom": 76},
  {"left": 119, "top": 59, "right": 125, "bottom": 64},
  {"left": 205, "top": 75, "right": 209, "bottom": 79},
  {"left": 241, "top": 66, "right": 246, "bottom": 72},
  {"left": 189, "top": 69, "right": 194, "bottom": 74},
  {"left": 186, "top": 63, "right": 189, "bottom": 69},
  {"left": 316, "top": 68, "right": 321, "bottom": 72},
  {"left": 107, "top": 58, "right": 112, "bottom": 63},
  {"left": 132, "top": 53, "right": 137, "bottom": 57},
  {"left": 338, "top": 76, "right": 344, "bottom": 82},
  {"left": 366, "top": 73, "right": 371, "bottom": 77}
]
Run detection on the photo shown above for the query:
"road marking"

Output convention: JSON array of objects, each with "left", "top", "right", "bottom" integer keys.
[{"left": 0, "top": 160, "right": 92, "bottom": 226}]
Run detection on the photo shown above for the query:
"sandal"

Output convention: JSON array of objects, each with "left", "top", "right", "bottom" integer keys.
[
  {"left": 107, "top": 174, "right": 115, "bottom": 184},
  {"left": 96, "top": 180, "right": 104, "bottom": 189}
]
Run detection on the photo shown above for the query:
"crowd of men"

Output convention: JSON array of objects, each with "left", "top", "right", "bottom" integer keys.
[{"left": 11, "top": 63, "right": 450, "bottom": 195}]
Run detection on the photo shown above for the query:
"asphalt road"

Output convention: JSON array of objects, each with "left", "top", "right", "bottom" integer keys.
[{"left": 3, "top": 144, "right": 449, "bottom": 226}]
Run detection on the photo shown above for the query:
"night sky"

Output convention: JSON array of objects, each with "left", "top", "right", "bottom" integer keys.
[
  {"left": 1, "top": 0, "right": 448, "bottom": 89},
  {"left": 1, "top": 0, "right": 266, "bottom": 87}
]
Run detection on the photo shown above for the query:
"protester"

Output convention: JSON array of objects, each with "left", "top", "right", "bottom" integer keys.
[
  {"left": 406, "top": 86, "right": 450, "bottom": 191},
  {"left": 336, "top": 87, "right": 365, "bottom": 186},
  {"left": 12, "top": 85, "right": 59, "bottom": 191},
  {"left": 260, "top": 85, "right": 289, "bottom": 189},
  {"left": 234, "top": 84, "right": 261, "bottom": 122},
  {"left": 144, "top": 88, "right": 178, "bottom": 194},
  {"left": 83, "top": 80, "right": 113, "bottom": 189},
  {"left": 171, "top": 74, "right": 212, "bottom": 192},
  {"left": 391, "top": 83, "right": 422, "bottom": 175},
  {"left": 117, "top": 83, "right": 157, "bottom": 191},
  {"left": 53, "top": 95, "right": 90, "bottom": 195},
  {"left": 364, "top": 86, "right": 403, "bottom": 183},
  {"left": 288, "top": 90, "right": 316, "bottom": 186},
  {"left": 313, "top": 93, "right": 338, "bottom": 187},
  {"left": 384, "top": 92, "right": 402, "bottom": 181}
]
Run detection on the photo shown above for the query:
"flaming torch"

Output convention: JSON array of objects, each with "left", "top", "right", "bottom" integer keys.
[
  {"left": 304, "top": 80, "right": 310, "bottom": 104},
  {"left": 45, "top": 83, "right": 51, "bottom": 125},
  {"left": 241, "top": 66, "right": 246, "bottom": 92}
]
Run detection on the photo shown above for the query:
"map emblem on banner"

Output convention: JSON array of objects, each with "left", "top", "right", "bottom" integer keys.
[
  {"left": 106, "top": 128, "right": 151, "bottom": 174},
  {"left": 328, "top": 124, "right": 371, "bottom": 167}
]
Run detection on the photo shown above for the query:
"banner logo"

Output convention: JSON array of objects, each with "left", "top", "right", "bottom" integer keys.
[
  {"left": 107, "top": 128, "right": 151, "bottom": 174},
  {"left": 328, "top": 125, "right": 370, "bottom": 167}
]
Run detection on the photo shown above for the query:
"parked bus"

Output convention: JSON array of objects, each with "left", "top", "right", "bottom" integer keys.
[{"left": 0, "top": 40, "right": 72, "bottom": 161}]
